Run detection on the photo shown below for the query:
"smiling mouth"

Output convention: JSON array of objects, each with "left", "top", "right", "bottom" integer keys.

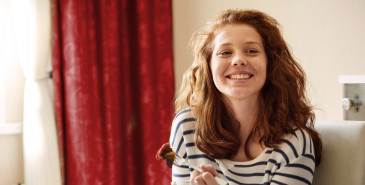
[{"left": 228, "top": 74, "right": 253, "bottom": 79}]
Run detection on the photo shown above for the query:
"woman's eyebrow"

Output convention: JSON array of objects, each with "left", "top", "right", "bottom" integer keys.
[
  {"left": 216, "top": 43, "right": 233, "bottom": 47},
  {"left": 215, "top": 41, "right": 263, "bottom": 49},
  {"left": 244, "top": 41, "right": 262, "bottom": 45},
  {"left": 244, "top": 41, "right": 264, "bottom": 49}
]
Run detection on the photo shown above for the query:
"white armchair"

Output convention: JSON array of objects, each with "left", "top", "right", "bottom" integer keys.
[{"left": 313, "top": 121, "right": 365, "bottom": 185}]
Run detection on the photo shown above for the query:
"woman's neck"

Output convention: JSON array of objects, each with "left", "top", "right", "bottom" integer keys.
[
  {"left": 223, "top": 96, "right": 265, "bottom": 162},
  {"left": 223, "top": 96, "right": 259, "bottom": 140}
]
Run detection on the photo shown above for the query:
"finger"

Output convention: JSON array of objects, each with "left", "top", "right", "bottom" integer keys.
[
  {"left": 191, "top": 169, "right": 201, "bottom": 180},
  {"left": 201, "top": 164, "right": 219, "bottom": 177},
  {"left": 194, "top": 174, "right": 207, "bottom": 185},
  {"left": 202, "top": 172, "right": 219, "bottom": 185}
]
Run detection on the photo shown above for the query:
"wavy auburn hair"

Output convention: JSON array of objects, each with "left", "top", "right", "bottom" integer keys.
[{"left": 175, "top": 9, "right": 322, "bottom": 165}]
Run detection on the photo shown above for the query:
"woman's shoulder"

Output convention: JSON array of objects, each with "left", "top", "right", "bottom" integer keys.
[
  {"left": 169, "top": 107, "right": 197, "bottom": 150},
  {"left": 171, "top": 107, "right": 197, "bottom": 129},
  {"left": 281, "top": 128, "right": 313, "bottom": 152},
  {"left": 173, "top": 107, "right": 195, "bottom": 121},
  {"left": 288, "top": 128, "right": 313, "bottom": 149},
  {"left": 275, "top": 127, "right": 315, "bottom": 164}
]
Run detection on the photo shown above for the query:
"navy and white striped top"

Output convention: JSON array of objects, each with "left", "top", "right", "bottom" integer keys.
[{"left": 169, "top": 108, "right": 316, "bottom": 185}]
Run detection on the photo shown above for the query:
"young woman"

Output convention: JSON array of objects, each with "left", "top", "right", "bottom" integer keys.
[{"left": 170, "top": 9, "right": 322, "bottom": 185}]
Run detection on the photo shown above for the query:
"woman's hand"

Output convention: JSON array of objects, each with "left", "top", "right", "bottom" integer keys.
[{"left": 191, "top": 164, "right": 220, "bottom": 185}]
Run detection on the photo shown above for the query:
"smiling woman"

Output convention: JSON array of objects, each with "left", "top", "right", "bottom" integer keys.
[{"left": 170, "top": 9, "right": 322, "bottom": 185}]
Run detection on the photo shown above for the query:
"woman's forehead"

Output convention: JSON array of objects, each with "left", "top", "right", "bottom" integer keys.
[{"left": 213, "top": 24, "right": 263, "bottom": 47}]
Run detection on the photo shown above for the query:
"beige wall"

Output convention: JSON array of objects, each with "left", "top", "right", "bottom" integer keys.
[
  {"left": 172, "top": 0, "right": 365, "bottom": 121},
  {"left": 0, "top": 135, "right": 24, "bottom": 185}
]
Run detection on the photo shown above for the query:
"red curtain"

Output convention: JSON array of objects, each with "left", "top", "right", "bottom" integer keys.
[{"left": 52, "top": 0, "right": 174, "bottom": 185}]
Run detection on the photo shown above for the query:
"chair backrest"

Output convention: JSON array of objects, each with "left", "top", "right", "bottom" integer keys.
[{"left": 313, "top": 121, "right": 365, "bottom": 185}]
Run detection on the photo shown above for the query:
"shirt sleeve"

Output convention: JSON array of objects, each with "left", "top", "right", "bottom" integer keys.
[
  {"left": 169, "top": 109, "right": 193, "bottom": 181},
  {"left": 270, "top": 129, "right": 316, "bottom": 185}
]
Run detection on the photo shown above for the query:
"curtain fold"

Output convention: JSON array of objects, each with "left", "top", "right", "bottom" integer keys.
[
  {"left": 11, "top": 0, "right": 62, "bottom": 184},
  {"left": 52, "top": 0, "right": 174, "bottom": 184}
]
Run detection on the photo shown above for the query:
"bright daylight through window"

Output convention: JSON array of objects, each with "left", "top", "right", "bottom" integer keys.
[{"left": 0, "top": 0, "right": 25, "bottom": 134}]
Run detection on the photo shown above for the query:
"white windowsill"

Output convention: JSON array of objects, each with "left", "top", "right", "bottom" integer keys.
[
  {"left": 339, "top": 75, "right": 365, "bottom": 84},
  {"left": 0, "top": 122, "right": 22, "bottom": 135}
]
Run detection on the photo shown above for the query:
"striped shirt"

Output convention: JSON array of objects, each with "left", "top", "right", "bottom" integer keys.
[{"left": 169, "top": 108, "right": 316, "bottom": 185}]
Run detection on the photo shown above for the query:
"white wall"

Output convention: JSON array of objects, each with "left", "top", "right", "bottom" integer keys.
[{"left": 172, "top": 0, "right": 365, "bottom": 121}]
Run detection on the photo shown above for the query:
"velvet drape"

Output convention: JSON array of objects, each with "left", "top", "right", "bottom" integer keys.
[{"left": 52, "top": 0, "right": 174, "bottom": 184}]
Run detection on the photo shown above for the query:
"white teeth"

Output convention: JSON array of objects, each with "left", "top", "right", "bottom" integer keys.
[{"left": 230, "top": 74, "right": 251, "bottom": 79}]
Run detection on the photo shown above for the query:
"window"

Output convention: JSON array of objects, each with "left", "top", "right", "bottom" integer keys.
[{"left": 0, "top": 0, "right": 25, "bottom": 134}]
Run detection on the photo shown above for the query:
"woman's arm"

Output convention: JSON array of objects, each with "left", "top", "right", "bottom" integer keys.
[{"left": 169, "top": 109, "right": 193, "bottom": 181}]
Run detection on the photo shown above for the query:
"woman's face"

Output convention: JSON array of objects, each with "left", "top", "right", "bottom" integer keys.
[{"left": 210, "top": 24, "right": 267, "bottom": 103}]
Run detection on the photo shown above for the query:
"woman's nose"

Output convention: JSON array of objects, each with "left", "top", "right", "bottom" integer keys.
[{"left": 232, "top": 54, "right": 248, "bottom": 66}]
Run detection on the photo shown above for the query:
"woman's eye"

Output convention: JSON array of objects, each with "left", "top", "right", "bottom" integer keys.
[
  {"left": 218, "top": 51, "right": 232, "bottom": 56},
  {"left": 246, "top": 49, "right": 258, "bottom": 54}
]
